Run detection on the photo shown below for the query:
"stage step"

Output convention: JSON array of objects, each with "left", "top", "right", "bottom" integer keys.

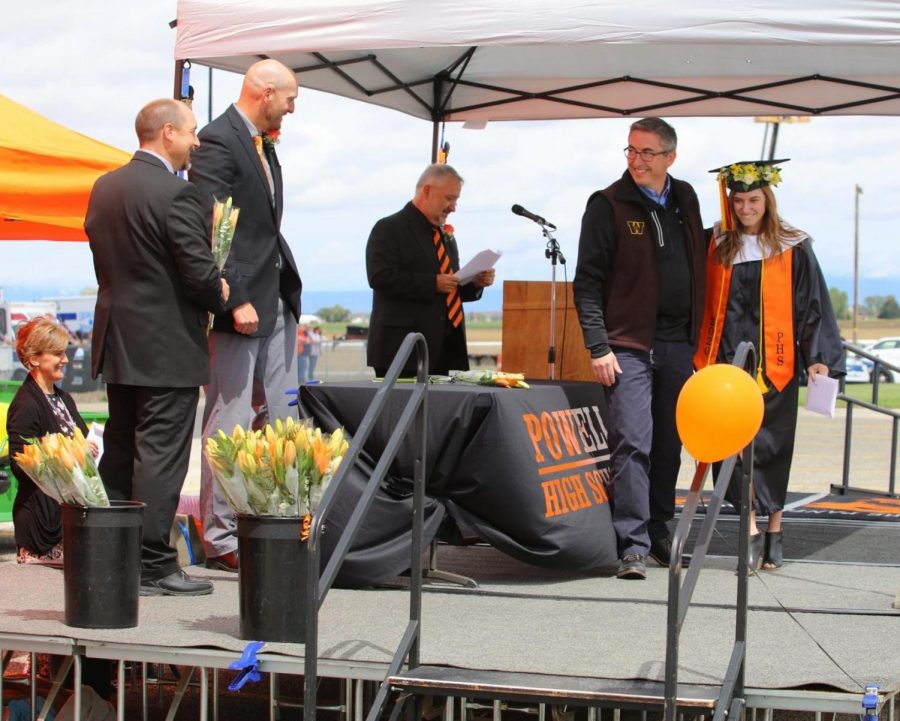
[{"left": 389, "top": 667, "right": 721, "bottom": 710}]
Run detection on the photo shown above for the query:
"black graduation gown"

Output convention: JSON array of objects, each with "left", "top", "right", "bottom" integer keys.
[{"left": 715, "top": 237, "right": 844, "bottom": 515}]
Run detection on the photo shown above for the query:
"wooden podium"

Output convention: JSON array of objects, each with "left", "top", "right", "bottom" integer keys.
[{"left": 501, "top": 280, "right": 594, "bottom": 381}]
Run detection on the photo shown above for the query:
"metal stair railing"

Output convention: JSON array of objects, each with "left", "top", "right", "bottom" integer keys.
[
  {"left": 301, "top": 331, "right": 430, "bottom": 721},
  {"left": 833, "top": 342, "right": 900, "bottom": 498},
  {"left": 664, "top": 340, "right": 758, "bottom": 721}
]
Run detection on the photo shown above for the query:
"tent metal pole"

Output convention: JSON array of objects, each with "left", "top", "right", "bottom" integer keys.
[
  {"left": 431, "top": 77, "right": 443, "bottom": 162},
  {"left": 173, "top": 60, "right": 186, "bottom": 101},
  {"left": 431, "top": 120, "right": 440, "bottom": 163}
]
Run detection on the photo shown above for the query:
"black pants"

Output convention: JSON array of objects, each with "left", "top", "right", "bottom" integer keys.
[{"left": 100, "top": 384, "right": 199, "bottom": 581}]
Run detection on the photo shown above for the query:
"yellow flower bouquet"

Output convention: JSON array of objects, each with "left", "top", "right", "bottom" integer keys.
[
  {"left": 211, "top": 196, "right": 240, "bottom": 270},
  {"left": 13, "top": 429, "right": 109, "bottom": 507},
  {"left": 205, "top": 417, "right": 349, "bottom": 528}
]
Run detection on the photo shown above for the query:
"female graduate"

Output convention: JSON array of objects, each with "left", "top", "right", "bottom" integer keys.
[{"left": 694, "top": 160, "right": 844, "bottom": 570}]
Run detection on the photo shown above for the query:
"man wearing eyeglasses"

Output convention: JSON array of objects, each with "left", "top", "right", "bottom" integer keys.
[{"left": 573, "top": 117, "right": 706, "bottom": 580}]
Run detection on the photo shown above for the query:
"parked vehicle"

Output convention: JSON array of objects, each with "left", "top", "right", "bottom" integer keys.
[
  {"left": 844, "top": 355, "right": 872, "bottom": 383},
  {"left": 0, "top": 292, "right": 23, "bottom": 381},
  {"left": 867, "top": 336, "right": 900, "bottom": 383}
]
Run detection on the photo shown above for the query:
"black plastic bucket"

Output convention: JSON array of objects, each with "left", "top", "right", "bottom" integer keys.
[
  {"left": 237, "top": 514, "right": 307, "bottom": 643},
  {"left": 62, "top": 500, "right": 144, "bottom": 629}
]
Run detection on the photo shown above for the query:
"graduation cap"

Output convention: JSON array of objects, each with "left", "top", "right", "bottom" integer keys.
[{"left": 709, "top": 159, "right": 789, "bottom": 230}]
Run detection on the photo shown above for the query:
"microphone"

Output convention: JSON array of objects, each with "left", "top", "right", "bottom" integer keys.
[{"left": 511, "top": 204, "right": 556, "bottom": 230}]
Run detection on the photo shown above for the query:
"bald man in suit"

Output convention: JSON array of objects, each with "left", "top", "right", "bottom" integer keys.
[{"left": 189, "top": 59, "right": 302, "bottom": 570}]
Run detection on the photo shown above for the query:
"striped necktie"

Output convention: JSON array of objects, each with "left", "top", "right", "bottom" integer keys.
[
  {"left": 252, "top": 135, "right": 274, "bottom": 196},
  {"left": 433, "top": 228, "right": 463, "bottom": 328}
]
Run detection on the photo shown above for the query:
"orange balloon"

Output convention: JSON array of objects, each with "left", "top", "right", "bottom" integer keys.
[{"left": 676, "top": 364, "right": 764, "bottom": 462}]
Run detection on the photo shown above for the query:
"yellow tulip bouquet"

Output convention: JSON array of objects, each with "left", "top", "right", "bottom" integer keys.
[
  {"left": 208, "top": 196, "right": 240, "bottom": 333},
  {"left": 205, "top": 418, "right": 349, "bottom": 533},
  {"left": 211, "top": 196, "right": 240, "bottom": 269},
  {"left": 13, "top": 429, "right": 109, "bottom": 507}
]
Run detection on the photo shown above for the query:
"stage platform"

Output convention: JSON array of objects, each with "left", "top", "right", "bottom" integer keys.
[{"left": 1, "top": 516, "right": 899, "bottom": 719}]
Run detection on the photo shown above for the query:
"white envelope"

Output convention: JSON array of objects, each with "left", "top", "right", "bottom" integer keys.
[{"left": 805, "top": 374, "right": 839, "bottom": 418}]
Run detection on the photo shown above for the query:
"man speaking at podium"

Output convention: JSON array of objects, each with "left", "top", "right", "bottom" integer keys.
[{"left": 366, "top": 164, "right": 494, "bottom": 377}]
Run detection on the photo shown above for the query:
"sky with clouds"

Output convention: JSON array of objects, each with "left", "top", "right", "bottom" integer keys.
[{"left": 2, "top": 2, "right": 898, "bottom": 307}]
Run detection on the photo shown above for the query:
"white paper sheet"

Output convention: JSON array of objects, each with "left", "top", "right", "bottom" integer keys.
[
  {"left": 87, "top": 421, "right": 105, "bottom": 464},
  {"left": 456, "top": 249, "right": 501, "bottom": 285},
  {"left": 805, "top": 374, "right": 839, "bottom": 417}
]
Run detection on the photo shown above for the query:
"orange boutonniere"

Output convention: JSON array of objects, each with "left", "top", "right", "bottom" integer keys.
[{"left": 262, "top": 130, "right": 280, "bottom": 149}]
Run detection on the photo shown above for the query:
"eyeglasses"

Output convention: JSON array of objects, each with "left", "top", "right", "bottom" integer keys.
[{"left": 624, "top": 146, "right": 671, "bottom": 161}]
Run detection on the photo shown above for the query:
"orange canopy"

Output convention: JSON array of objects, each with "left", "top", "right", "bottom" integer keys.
[{"left": 0, "top": 94, "right": 130, "bottom": 241}]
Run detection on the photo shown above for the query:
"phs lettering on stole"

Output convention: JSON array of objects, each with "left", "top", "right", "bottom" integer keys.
[
  {"left": 775, "top": 330, "right": 785, "bottom": 366},
  {"left": 521, "top": 405, "right": 611, "bottom": 518}
]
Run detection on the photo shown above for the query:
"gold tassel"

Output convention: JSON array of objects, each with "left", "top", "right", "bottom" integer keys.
[
  {"left": 719, "top": 176, "right": 734, "bottom": 231},
  {"left": 756, "top": 367, "right": 769, "bottom": 394}
]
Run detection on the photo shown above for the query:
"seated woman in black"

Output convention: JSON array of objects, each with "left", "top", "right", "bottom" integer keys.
[{"left": 6, "top": 316, "right": 97, "bottom": 563}]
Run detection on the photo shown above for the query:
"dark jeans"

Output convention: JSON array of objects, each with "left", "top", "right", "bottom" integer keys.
[{"left": 605, "top": 340, "right": 694, "bottom": 558}]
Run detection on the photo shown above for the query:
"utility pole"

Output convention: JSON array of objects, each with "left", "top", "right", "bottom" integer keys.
[{"left": 853, "top": 185, "right": 863, "bottom": 343}]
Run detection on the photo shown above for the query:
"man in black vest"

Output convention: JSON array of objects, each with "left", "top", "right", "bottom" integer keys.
[{"left": 573, "top": 118, "right": 706, "bottom": 579}]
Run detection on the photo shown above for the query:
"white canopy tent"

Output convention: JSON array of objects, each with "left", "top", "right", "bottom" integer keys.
[{"left": 174, "top": 0, "right": 900, "bottom": 128}]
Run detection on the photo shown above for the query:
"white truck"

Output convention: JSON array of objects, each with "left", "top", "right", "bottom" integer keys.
[{"left": 0, "top": 291, "right": 60, "bottom": 380}]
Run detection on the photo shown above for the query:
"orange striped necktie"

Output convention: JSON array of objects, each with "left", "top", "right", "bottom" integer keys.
[
  {"left": 433, "top": 227, "right": 463, "bottom": 328},
  {"left": 252, "top": 135, "right": 274, "bottom": 195}
]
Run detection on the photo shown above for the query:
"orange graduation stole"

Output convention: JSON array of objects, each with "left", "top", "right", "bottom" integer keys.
[
  {"left": 694, "top": 241, "right": 795, "bottom": 392},
  {"left": 433, "top": 226, "right": 463, "bottom": 328}
]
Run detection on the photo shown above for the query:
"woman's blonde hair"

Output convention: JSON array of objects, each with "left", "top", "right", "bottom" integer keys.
[
  {"left": 15, "top": 316, "right": 69, "bottom": 369},
  {"left": 715, "top": 185, "right": 804, "bottom": 266}
]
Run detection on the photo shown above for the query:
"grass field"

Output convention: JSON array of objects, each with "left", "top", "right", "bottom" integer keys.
[
  {"left": 799, "top": 382, "right": 900, "bottom": 409},
  {"left": 837, "top": 318, "right": 900, "bottom": 342}
]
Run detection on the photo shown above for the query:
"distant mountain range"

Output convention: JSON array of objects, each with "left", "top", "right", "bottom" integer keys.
[{"left": 1, "top": 277, "right": 893, "bottom": 315}]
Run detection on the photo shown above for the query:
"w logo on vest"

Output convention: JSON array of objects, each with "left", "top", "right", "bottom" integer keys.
[{"left": 626, "top": 221, "right": 645, "bottom": 235}]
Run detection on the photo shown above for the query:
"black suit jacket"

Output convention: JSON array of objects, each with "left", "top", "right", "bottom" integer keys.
[
  {"left": 189, "top": 105, "right": 302, "bottom": 336},
  {"left": 7, "top": 374, "right": 88, "bottom": 553},
  {"left": 366, "top": 201, "right": 482, "bottom": 373},
  {"left": 85, "top": 151, "right": 226, "bottom": 387}
]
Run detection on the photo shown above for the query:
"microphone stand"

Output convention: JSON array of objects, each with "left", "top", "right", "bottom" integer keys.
[{"left": 543, "top": 225, "right": 566, "bottom": 380}]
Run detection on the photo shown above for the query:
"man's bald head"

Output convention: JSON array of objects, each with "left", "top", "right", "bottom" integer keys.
[
  {"left": 236, "top": 59, "right": 298, "bottom": 133},
  {"left": 241, "top": 59, "right": 296, "bottom": 99}
]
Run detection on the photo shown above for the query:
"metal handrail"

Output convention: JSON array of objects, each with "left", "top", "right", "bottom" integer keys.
[
  {"left": 301, "top": 332, "right": 430, "bottom": 721},
  {"left": 664, "top": 340, "right": 757, "bottom": 721},
  {"left": 834, "top": 342, "right": 900, "bottom": 498}
]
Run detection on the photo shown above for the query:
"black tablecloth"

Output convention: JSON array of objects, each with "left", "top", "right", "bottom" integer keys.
[{"left": 302, "top": 380, "right": 618, "bottom": 587}]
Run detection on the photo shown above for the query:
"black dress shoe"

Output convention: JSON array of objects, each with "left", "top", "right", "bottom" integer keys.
[
  {"left": 648, "top": 536, "right": 670, "bottom": 566},
  {"left": 140, "top": 569, "right": 213, "bottom": 597},
  {"left": 648, "top": 536, "right": 690, "bottom": 569},
  {"left": 204, "top": 550, "right": 239, "bottom": 572}
]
